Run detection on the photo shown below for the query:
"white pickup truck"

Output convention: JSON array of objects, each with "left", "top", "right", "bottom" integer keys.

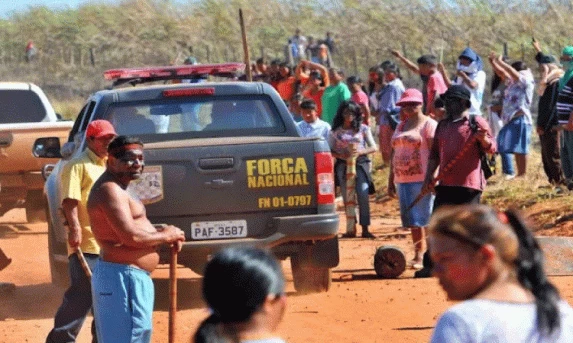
[{"left": 0, "top": 82, "right": 72, "bottom": 222}]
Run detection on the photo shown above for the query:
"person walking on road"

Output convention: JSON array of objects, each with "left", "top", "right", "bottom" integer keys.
[
  {"left": 87, "top": 136, "right": 185, "bottom": 343},
  {"left": 328, "top": 101, "right": 378, "bottom": 238},
  {"left": 46, "top": 120, "right": 117, "bottom": 343},
  {"left": 388, "top": 89, "right": 437, "bottom": 270},
  {"left": 429, "top": 204, "right": 573, "bottom": 343},
  {"left": 416, "top": 85, "right": 496, "bottom": 278}
]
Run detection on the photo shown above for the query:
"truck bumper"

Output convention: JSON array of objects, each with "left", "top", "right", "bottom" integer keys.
[{"left": 158, "top": 212, "right": 340, "bottom": 264}]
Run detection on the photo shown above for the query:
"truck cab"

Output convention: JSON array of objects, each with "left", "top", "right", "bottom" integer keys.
[{"left": 36, "top": 64, "right": 339, "bottom": 293}]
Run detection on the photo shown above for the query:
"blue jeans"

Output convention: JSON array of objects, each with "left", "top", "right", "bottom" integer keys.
[
  {"left": 335, "top": 163, "right": 371, "bottom": 227},
  {"left": 46, "top": 253, "right": 99, "bottom": 343},
  {"left": 500, "top": 153, "right": 515, "bottom": 175}
]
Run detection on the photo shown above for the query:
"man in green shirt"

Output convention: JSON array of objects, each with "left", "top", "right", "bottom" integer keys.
[{"left": 321, "top": 67, "right": 351, "bottom": 125}]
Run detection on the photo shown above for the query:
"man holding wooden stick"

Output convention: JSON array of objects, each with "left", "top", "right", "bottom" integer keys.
[
  {"left": 46, "top": 120, "right": 117, "bottom": 343},
  {"left": 87, "top": 136, "right": 184, "bottom": 343}
]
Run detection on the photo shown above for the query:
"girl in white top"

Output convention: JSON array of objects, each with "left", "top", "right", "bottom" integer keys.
[{"left": 429, "top": 204, "right": 573, "bottom": 343}]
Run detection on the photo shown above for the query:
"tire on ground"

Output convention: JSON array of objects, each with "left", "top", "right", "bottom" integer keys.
[
  {"left": 25, "top": 190, "right": 47, "bottom": 223},
  {"left": 374, "top": 245, "right": 406, "bottom": 279},
  {"left": 290, "top": 255, "right": 332, "bottom": 294}
]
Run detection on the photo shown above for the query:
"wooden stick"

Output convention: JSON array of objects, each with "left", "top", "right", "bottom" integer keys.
[
  {"left": 239, "top": 9, "right": 252, "bottom": 82},
  {"left": 345, "top": 144, "right": 358, "bottom": 235},
  {"left": 75, "top": 248, "right": 92, "bottom": 279},
  {"left": 168, "top": 244, "right": 178, "bottom": 343},
  {"left": 407, "top": 135, "right": 479, "bottom": 211}
]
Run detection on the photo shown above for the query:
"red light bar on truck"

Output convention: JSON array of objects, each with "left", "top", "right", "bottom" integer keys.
[
  {"left": 103, "top": 63, "right": 245, "bottom": 88},
  {"left": 163, "top": 88, "right": 215, "bottom": 97}
]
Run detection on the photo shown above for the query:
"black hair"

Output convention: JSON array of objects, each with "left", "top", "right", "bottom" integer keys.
[
  {"left": 491, "top": 73, "right": 503, "bottom": 94},
  {"left": 300, "top": 98, "right": 317, "bottom": 110},
  {"left": 417, "top": 54, "right": 437, "bottom": 65},
  {"left": 256, "top": 57, "right": 266, "bottom": 65},
  {"left": 107, "top": 135, "right": 143, "bottom": 158},
  {"left": 504, "top": 210, "right": 561, "bottom": 336},
  {"left": 194, "top": 247, "right": 285, "bottom": 343},
  {"left": 429, "top": 205, "right": 562, "bottom": 336},
  {"left": 511, "top": 61, "right": 527, "bottom": 72},
  {"left": 383, "top": 62, "right": 401, "bottom": 79},
  {"left": 332, "top": 100, "right": 362, "bottom": 132}
]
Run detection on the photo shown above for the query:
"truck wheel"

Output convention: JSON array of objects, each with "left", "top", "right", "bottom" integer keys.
[
  {"left": 25, "top": 190, "right": 47, "bottom": 223},
  {"left": 290, "top": 256, "right": 332, "bottom": 294},
  {"left": 47, "top": 212, "right": 69, "bottom": 288}
]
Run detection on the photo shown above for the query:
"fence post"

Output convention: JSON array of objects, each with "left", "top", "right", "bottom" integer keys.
[
  {"left": 90, "top": 48, "right": 95, "bottom": 66},
  {"left": 352, "top": 48, "right": 358, "bottom": 76}
]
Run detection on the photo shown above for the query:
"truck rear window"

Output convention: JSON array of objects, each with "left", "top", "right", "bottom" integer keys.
[
  {"left": 104, "top": 95, "right": 285, "bottom": 140},
  {"left": 0, "top": 90, "right": 47, "bottom": 123}
]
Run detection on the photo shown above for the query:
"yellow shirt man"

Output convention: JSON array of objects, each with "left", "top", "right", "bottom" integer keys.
[{"left": 60, "top": 148, "right": 107, "bottom": 255}]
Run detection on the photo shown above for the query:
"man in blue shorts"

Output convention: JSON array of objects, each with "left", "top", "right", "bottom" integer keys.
[{"left": 87, "top": 136, "right": 185, "bottom": 343}]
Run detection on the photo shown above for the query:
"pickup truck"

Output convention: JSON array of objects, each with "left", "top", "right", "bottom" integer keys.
[
  {"left": 34, "top": 63, "right": 340, "bottom": 293},
  {"left": 0, "top": 82, "right": 72, "bottom": 222}
]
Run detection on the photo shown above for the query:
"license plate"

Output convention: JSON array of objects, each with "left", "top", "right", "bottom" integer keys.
[{"left": 191, "top": 220, "right": 248, "bottom": 240}]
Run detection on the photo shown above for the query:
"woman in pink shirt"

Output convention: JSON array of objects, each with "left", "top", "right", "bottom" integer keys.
[
  {"left": 388, "top": 89, "right": 437, "bottom": 269},
  {"left": 347, "top": 76, "right": 372, "bottom": 125}
]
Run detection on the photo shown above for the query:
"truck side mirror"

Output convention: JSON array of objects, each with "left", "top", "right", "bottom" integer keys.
[{"left": 33, "top": 137, "right": 62, "bottom": 158}]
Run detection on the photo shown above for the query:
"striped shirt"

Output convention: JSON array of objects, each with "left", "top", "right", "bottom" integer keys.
[{"left": 556, "top": 77, "right": 573, "bottom": 124}]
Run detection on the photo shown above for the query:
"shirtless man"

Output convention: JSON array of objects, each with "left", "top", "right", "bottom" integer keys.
[{"left": 87, "top": 135, "right": 184, "bottom": 343}]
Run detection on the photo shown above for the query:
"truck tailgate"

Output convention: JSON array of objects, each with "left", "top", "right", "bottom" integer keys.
[{"left": 129, "top": 137, "right": 322, "bottom": 239}]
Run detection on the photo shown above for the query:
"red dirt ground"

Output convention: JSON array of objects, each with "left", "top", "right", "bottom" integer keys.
[{"left": 1, "top": 197, "right": 573, "bottom": 343}]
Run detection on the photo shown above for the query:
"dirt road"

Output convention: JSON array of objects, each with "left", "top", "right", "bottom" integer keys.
[{"left": 1, "top": 203, "right": 573, "bottom": 343}]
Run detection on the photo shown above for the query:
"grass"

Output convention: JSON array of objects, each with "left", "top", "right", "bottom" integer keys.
[{"left": 52, "top": 98, "right": 85, "bottom": 121}]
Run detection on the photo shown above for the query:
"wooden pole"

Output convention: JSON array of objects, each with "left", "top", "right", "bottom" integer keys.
[
  {"left": 168, "top": 244, "right": 178, "bottom": 343},
  {"left": 239, "top": 9, "right": 252, "bottom": 81},
  {"left": 75, "top": 248, "right": 92, "bottom": 279},
  {"left": 345, "top": 143, "right": 358, "bottom": 235}
]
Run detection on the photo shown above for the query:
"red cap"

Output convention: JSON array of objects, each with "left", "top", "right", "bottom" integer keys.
[
  {"left": 86, "top": 120, "right": 117, "bottom": 139},
  {"left": 396, "top": 88, "right": 424, "bottom": 106}
]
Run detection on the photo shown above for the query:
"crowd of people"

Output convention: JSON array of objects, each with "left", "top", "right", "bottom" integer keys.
[{"left": 41, "top": 32, "right": 573, "bottom": 342}]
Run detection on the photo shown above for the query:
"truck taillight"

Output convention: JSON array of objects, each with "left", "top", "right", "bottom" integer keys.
[{"left": 315, "top": 152, "right": 335, "bottom": 205}]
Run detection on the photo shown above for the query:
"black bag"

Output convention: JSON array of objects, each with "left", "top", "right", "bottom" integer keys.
[{"left": 469, "top": 115, "right": 493, "bottom": 180}]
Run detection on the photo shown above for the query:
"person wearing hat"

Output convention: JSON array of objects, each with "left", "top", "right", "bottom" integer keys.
[
  {"left": 388, "top": 89, "right": 437, "bottom": 269},
  {"left": 416, "top": 85, "right": 496, "bottom": 278},
  {"left": 437, "top": 47, "right": 487, "bottom": 116},
  {"left": 347, "top": 75, "right": 372, "bottom": 125},
  {"left": 297, "top": 98, "right": 331, "bottom": 140},
  {"left": 532, "top": 38, "right": 565, "bottom": 188},
  {"left": 489, "top": 52, "right": 534, "bottom": 179},
  {"left": 391, "top": 50, "right": 447, "bottom": 118},
  {"left": 299, "top": 60, "right": 330, "bottom": 117},
  {"left": 46, "top": 120, "right": 117, "bottom": 343}
]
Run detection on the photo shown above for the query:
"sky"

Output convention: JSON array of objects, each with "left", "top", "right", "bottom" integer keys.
[
  {"left": 0, "top": 0, "right": 192, "bottom": 18},
  {"left": 1, "top": 0, "right": 113, "bottom": 17}
]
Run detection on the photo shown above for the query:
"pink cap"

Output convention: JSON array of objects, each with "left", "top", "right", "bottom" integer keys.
[
  {"left": 396, "top": 88, "right": 423, "bottom": 106},
  {"left": 86, "top": 120, "right": 117, "bottom": 139}
]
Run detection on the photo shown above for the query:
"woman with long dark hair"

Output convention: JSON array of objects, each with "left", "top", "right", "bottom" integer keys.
[
  {"left": 328, "top": 101, "right": 378, "bottom": 238},
  {"left": 193, "top": 247, "right": 287, "bottom": 343},
  {"left": 429, "top": 204, "right": 573, "bottom": 342}
]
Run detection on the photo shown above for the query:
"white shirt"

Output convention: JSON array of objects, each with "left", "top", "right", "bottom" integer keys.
[
  {"left": 431, "top": 299, "right": 573, "bottom": 343},
  {"left": 297, "top": 119, "right": 331, "bottom": 140},
  {"left": 453, "top": 70, "right": 486, "bottom": 115}
]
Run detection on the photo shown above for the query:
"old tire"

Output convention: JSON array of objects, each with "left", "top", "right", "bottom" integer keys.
[
  {"left": 291, "top": 256, "right": 332, "bottom": 294},
  {"left": 374, "top": 245, "right": 406, "bottom": 279},
  {"left": 25, "top": 190, "right": 47, "bottom": 223}
]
